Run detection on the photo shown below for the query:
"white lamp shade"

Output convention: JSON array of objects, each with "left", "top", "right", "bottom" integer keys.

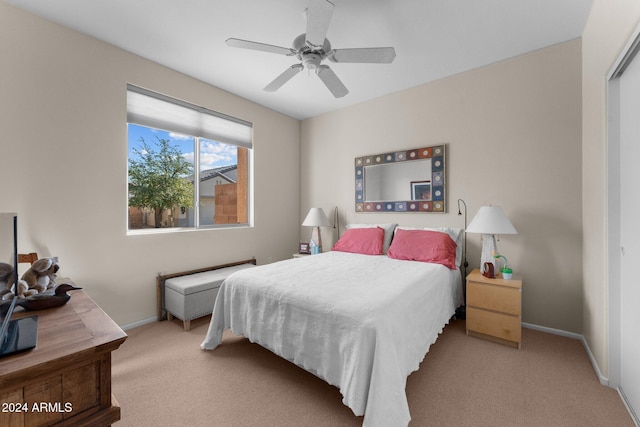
[
  {"left": 302, "top": 208, "right": 330, "bottom": 227},
  {"left": 466, "top": 206, "right": 517, "bottom": 235}
]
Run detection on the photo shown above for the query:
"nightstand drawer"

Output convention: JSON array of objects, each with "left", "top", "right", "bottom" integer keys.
[
  {"left": 466, "top": 306, "right": 521, "bottom": 343},
  {"left": 467, "top": 281, "right": 520, "bottom": 315}
]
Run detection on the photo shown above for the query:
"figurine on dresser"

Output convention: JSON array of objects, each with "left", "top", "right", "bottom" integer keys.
[{"left": 0, "top": 257, "right": 81, "bottom": 313}]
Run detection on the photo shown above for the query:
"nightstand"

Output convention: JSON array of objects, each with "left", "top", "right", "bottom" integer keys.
[{"left": 466, "top": 268, "right": 522, "bottom": 349}]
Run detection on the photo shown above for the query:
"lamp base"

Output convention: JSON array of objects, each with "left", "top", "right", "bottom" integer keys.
[
  {"left": 479, "top": 234, "right": 498, "bottom": 271},
  {"left": 310, "top": 226, "right": 323, "bottom": 253}
]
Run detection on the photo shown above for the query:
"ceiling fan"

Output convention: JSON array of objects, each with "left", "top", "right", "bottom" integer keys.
[{"left": 226, "top": 0, "right": 396, "bottom": 98}]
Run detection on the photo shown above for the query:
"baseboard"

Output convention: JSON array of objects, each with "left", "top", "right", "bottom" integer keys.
[
  {"left": 619, "top": 387, "right": 640, "bottom": 427},
  {"left": 522, "top": 322, "right": 608, "bottom": 386},
  {"left": 121, "top": 316, "right": 157, "bottom": 331},
  {"left": 580, "top": 335, "right": 609, "bottom": 386},
  {"left": 522, "top": 321, "right": 582, "bottom": 340}
]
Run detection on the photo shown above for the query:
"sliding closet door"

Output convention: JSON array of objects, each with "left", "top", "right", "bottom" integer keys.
[{"left": 618, "top": 45, "right": 640, "bottom": 422}]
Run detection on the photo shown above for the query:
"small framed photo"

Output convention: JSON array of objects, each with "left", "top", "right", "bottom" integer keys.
[
  {"left": 299, "top": 242, "right": 311, "bottom": 255},
  {"left": 411, "top": 181, "right": 432, "bottom": 200}
]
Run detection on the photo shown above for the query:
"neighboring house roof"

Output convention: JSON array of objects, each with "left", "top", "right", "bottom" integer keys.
[{"left": 195, "top": 165, "right": 238, "bottom": 184}]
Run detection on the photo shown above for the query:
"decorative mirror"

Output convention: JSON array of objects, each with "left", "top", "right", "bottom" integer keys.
[{"left": 355, "top": 144, "right": 446, "bottom": 213}]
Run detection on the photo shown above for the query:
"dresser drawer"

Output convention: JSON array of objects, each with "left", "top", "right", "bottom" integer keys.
[
  {"left": 467, "top": 281, "right": 521, "bottom": 315},
  {"left": 466, "top": 306, "right": 521, "bottom": 343}
]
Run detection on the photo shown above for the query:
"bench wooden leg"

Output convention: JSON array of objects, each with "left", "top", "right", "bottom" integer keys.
[
  {"left": 183, "top": 320, "right": 191, "bottom": 331},
  {"left": 167, "top": 312, "right": 174, "bottom": 321}
]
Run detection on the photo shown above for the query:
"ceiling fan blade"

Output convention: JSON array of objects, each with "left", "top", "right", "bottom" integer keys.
[
  {"left": 329, "top": 47, "right": 396, "bottom": 64},
  {"left": 264, "top": 64, "right": 304, "bottom": 92},
  {"left": 316, "top": 65, "right": 348, "bottom": 98},
  {"left": 305, "top": 0, "right": 334, "bottom": 49},
  {"left": 226, "top": 38, "right": 295, "bottom": 56}
]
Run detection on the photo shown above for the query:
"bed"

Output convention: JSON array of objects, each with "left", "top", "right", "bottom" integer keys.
[{"left": 201, "top": 225, "right": 463, "bottom": 427}]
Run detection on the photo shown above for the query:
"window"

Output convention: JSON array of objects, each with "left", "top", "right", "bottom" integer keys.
[{"left": 126, "top": 85, "right": 252, "bottom": 231}]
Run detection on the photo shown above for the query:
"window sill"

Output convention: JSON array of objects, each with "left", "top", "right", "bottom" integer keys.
[{"left": 127, "top": 223, "right": 250, "bottom": 236}]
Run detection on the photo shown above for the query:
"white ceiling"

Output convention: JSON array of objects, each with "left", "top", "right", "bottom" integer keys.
[{"left": 5, "top": 0, "right": 593, "bottom": 120}]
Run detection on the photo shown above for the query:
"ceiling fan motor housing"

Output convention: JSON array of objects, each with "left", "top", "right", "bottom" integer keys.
[{"left": 293, "top": 33, "right": 331, "bottom": 70}]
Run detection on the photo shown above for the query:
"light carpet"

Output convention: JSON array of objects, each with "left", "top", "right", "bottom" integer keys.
[{"left": 112, "top": 317, "right": 634, "bottom": 426}]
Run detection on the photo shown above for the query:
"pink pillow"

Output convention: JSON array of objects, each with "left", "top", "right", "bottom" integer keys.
[
  {"left": 387, "top": 229, "right": 457, "bottom": 269},
  {"left": 332, "top": 227, "right": 385, "bottom": 255}
]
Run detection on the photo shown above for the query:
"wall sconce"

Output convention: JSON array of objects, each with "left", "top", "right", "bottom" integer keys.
[{"left": 457, "top": 199, "right": 469, "bottom": 274}]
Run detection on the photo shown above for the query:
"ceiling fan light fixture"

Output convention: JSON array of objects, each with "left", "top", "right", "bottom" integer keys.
[{"left": 302, "top": 53, "right": 322, "bottom": 70}]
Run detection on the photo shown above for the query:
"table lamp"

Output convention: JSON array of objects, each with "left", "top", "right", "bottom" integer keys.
[
  {"left": 466, "top": 205, "right": 517, "bottom": 273},
  {"left": 302, "top": 208, "right": 330, "bottom": 253}
]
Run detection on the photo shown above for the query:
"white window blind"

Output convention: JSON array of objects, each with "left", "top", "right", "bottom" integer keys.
[{"left": 126, "top": 84, "right": 253, "bottom": 149}]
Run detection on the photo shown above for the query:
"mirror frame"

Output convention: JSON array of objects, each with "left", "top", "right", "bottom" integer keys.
[{"left": 355, "top": 144, "right": 446, "bottom": 213}]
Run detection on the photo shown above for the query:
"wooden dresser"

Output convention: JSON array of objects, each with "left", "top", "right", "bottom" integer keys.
[
  {"left": 466, "top": 268, "right": 522, "bottom": 349},
  {"left": 0, "top": 289, "right": 127, "bottom": 426}
]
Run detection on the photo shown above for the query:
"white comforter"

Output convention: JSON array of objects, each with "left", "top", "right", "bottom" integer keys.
[{"left": 201, "top": 251, "right": 462, "bottom": 427}]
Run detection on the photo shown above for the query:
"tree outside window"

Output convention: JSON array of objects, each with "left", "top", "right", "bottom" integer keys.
[
  {"left": 128, "top": 136, "right": 194, "bottom": 228},
  {"left": 127, "top": 125, "right": 249, "bottom": 230}
]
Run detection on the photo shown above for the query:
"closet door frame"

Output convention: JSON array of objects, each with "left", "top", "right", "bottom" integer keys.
[{"left": 607, "top": 22, "right": 640, "bottom": 425}]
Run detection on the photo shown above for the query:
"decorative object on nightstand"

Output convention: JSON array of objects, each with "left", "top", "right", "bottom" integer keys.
[
  {"left": 299, "top": 241, "right": 311, "bottom": 255},
  {"left": 466, "top": 268, "right": 522, "bottom": 348},
  {"left": 302, "top": 208, "right": 330, "bottom": 253},
  {"left": 493, "top": 254, "right": 513, "bottom": 279},
  {"left": 466, "top": 205, "right": 517, "bottom": 273}
]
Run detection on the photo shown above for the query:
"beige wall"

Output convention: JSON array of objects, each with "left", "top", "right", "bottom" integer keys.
[
  {"left": 582, "top": 0, "right": 640, "bottom": 379},
  {"left": 4, "top": 1, "right": 632, "bottom": 375},
  {"left": 0, "top": 3, "right": 301, "bottom": 326},
  {"left": 301, "top": 39, "right": 583, "bottom": 333}
]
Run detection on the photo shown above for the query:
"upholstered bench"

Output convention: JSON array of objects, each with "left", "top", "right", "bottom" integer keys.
[{"left": 164, "top": 262, "right": 256, "bottom": 331}]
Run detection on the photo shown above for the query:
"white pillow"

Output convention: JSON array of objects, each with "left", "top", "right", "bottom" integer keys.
[
  {"left": 395, "top": 226, "right": 463, "bottom": 267},
  {"left": 345, "top": 223, "right": 397, "bottom": 254}
]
